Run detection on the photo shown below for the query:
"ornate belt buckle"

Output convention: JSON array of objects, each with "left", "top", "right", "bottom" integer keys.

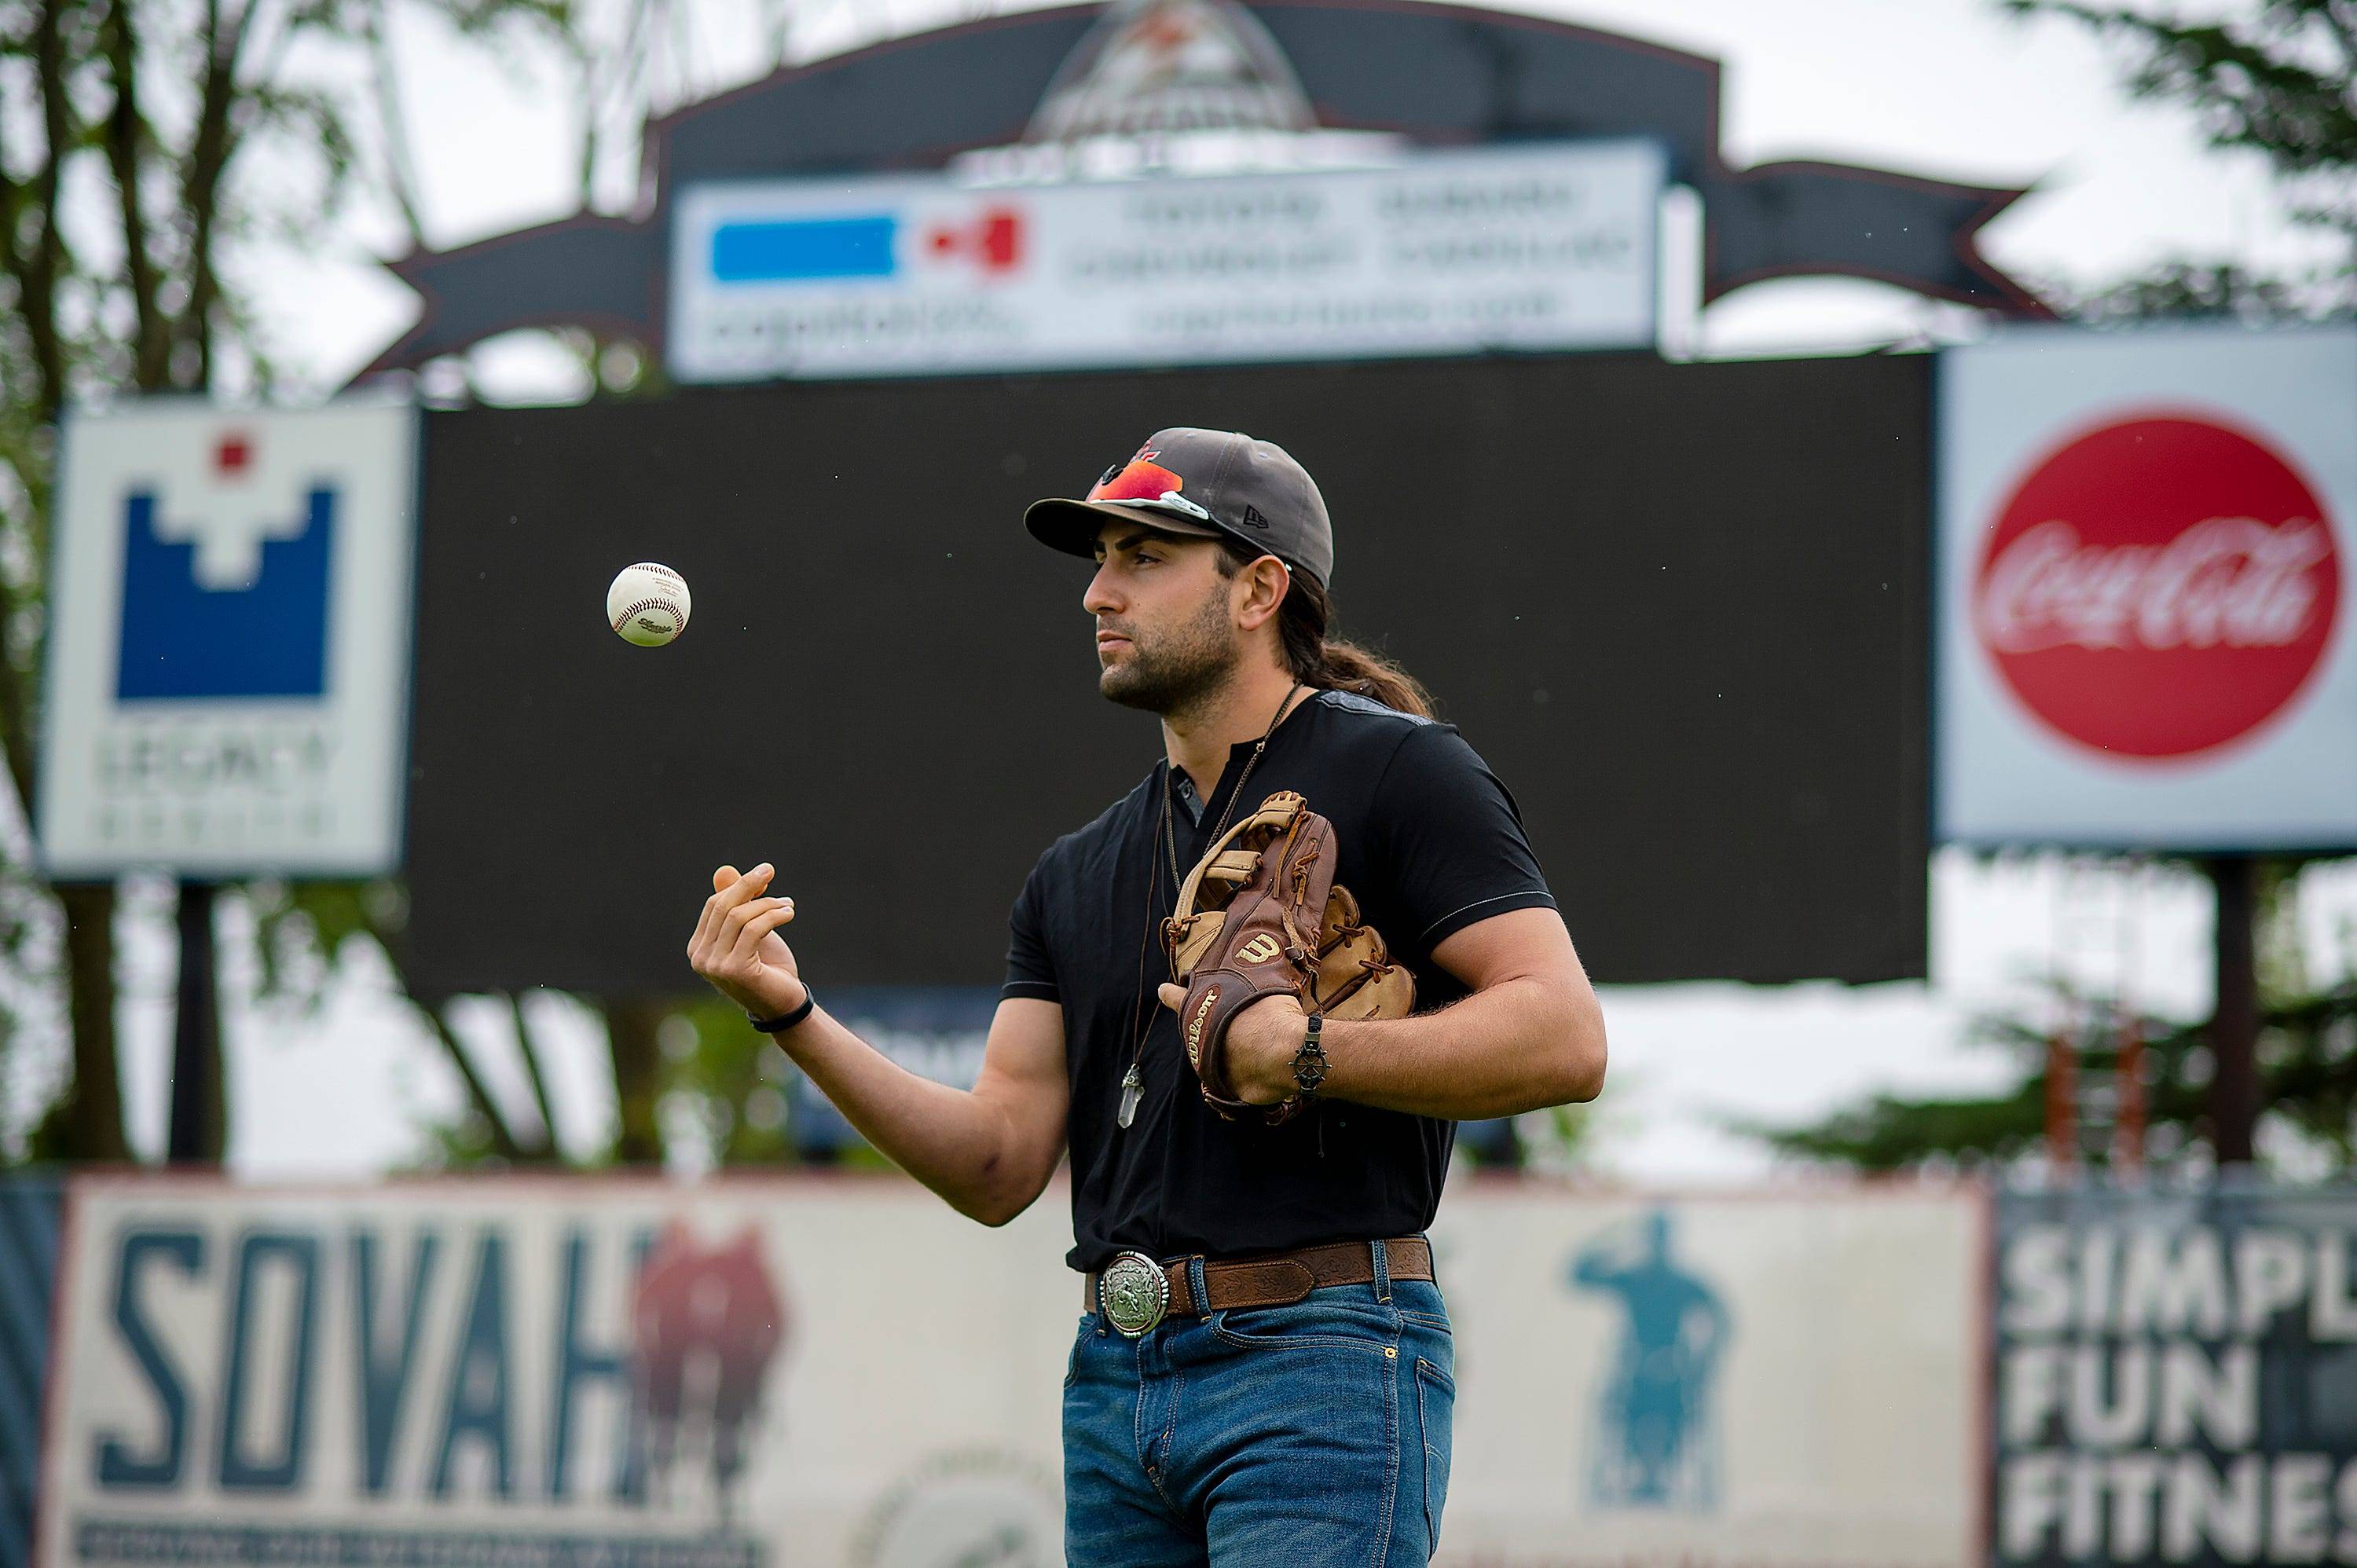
[{"left": 1098, "top": 1251, "right": 1171, "bottom": 1337}]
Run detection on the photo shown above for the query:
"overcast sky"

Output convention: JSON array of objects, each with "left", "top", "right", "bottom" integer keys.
[{"left": 72, "top": 0, "right": 2357, "bottom": 1181}]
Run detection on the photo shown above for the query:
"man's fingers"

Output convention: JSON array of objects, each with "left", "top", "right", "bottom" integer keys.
[
  {"left": 692, "top": 867, "right": 739, "bottom": 954},
  {"left": 1157, "top": 982, "right": 1186, "bottom": 1010},
  {"left": 728, "top": 901, "right": 797, "bottom": 963},
  {"left": 714, "top": 863, "right": 772, "bottom": 907},
  {"left": 720, "top": 896, "right": 790, "bottom": 942},
  {"left": 694, "top": 863, "right": 772, "bottom": 954}
]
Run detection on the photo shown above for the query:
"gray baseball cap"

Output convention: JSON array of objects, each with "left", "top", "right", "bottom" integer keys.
[{"left": 1025, "top": 427, "right": 1335, "bottom": 588}]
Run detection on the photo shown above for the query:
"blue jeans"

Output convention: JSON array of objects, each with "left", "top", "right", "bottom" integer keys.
[{"left": 1062, "top": 1247, "right": 1456, "bottom": 1566}]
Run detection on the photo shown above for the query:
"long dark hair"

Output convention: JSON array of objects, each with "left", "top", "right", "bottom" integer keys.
[{"left": 1215, "top": 540, "right": 1435, "bottom": 720}]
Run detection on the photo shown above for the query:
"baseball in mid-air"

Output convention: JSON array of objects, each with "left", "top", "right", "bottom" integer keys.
[{"left": 607, "top": 562, "right": 691, "bottom": 647}]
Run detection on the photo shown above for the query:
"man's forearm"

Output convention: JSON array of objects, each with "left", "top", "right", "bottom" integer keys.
[
  {"left": 1312, "top": 977, "right": 1605, "bottom": 1121},
  {"left": 771, "top": 1006, "right": 1019, "bottom": 1221}
]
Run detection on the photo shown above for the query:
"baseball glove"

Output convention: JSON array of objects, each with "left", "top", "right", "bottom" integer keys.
[{"left": 1164, "top": 790, "right": 1416, "bottom": 1124}]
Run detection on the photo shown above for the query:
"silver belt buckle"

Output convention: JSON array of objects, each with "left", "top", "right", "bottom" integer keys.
[{"left": 1098, "top": 1251, "right": 1171, "bottom": 1337}]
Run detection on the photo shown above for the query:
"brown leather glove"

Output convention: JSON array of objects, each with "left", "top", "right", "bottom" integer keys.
[{"left": 1164, "top": 791, "right": 1415, "bottom": 1125}]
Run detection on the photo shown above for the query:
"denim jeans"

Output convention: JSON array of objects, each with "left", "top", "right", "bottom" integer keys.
[{"left": 1062, "top": 1244, "right": 1455, "bottom": 1566}]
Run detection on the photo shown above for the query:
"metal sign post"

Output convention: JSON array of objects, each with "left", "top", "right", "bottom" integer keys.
[{"left": 166, "top": 881, "right": 220, "bottom": 1164}]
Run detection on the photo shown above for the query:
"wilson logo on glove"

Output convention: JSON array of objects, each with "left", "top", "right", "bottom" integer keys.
[
  {"left": 1187, "top": 987, "right": 1219, "bottom": 1069},
  {"left": 1163, "top": 791, "right": 1416, "bottom": 1126}
]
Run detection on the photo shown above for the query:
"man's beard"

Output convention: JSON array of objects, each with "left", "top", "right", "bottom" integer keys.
[{"left": 1099, "top": 582, "right": 1240, "bottom": 719}]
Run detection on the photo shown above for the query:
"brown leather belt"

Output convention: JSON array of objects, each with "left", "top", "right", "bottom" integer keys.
[{"left": 1083, "top": 1237, "right": 1432, "bottom": 1335}]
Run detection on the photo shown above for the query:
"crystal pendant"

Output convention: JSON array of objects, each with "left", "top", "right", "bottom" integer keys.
[{"left": 1116, "top": 1064, "right": 1144, "bottom": 1129}]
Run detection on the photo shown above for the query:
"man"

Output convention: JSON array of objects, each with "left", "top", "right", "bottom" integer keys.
[{"left": 687, "top": 427, "right": 1606, "bottom": 1566}]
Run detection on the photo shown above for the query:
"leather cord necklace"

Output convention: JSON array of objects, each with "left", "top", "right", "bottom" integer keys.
[{"left": 1116, "top": 680, "right": 1306, "bottom": 1130}]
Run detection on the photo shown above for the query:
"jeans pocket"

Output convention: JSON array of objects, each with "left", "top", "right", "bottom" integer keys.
[
  {"left": 1415, "top": 1357, "right": 1455, "bottom": 1555},
  {"left": 1065, "top": 1315, "right": 1089, "bottom": 1387},
  {"left": 1211, "top": 1298, "right": 1398, "bottom": 1352}
]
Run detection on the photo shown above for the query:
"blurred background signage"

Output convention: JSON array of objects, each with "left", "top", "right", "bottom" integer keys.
[
  {"left": 35, "top": 401, "right": 420, "bottom": 880},
  {"left": 1936, "top": 325, "right": 2357, "bottom": 851},
  {"left": 359, "top": 0, "right": 2038, "bottom": 381},
  {"left": 25, "top": 1176, "right": 1978, "bottom": 1568},
  {"left": 665, "top": 141, "right": 1667, "bottom": 381},
  {"left": 1992, "top": 1185, "right": 2357, "bottom": 1566}
]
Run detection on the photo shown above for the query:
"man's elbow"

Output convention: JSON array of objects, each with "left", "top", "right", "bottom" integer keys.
[{"left": 958, "top": 1185, "right": 1032, "bottom": 1228}]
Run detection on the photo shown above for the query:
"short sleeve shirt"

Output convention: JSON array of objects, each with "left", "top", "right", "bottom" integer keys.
[{"left": 1003, "top": 689, "right": 1557, "bottom": 1272}]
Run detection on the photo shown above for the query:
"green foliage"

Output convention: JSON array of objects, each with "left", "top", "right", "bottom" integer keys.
[
  {"left": 1753, "top": 974, "right": 2357, "bottom": 1174},
  {"left": 2002, "top": 0, "right": 2357, "bottom": 240},
  {"left": 0, "top": 0, "right": 579, "bottom": 1163},
  {"left": 2002, "top": 1, "right": 2357, "bottom": 325},
  {"left": 654, "top": 995, "right": 801, "bottom": 1169},
  {"left": 2038, "top": 257, "right": 2355, "bottom": 322}
]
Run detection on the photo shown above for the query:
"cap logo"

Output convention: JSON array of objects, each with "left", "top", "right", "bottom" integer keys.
[{"left": 1239, "top": 504, "right": 1270, "bottom": 530}]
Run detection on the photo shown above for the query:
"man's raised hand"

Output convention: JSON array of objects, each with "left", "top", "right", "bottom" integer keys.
[{"left": 687, "top": 863, "right": 806, "bottom": 1017}]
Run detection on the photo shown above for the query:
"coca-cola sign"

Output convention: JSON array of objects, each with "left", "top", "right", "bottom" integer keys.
[{"left": 1973, "top": 414, "right": 2342, "bottom": 760}]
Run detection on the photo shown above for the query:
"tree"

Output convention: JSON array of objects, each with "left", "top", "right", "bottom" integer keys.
[
  {"left": 0, "top": 0, "right": 571, "bottom": 1164},
  {"left": 1753, "top": 886, "right": 2357, "bottom": 1176},
  {"left": 2003, "top": 0, "right": 2357, "bottom": 313},
  {"left": 1757, "top": 2, "right": 2357, "bottom": 1176}
]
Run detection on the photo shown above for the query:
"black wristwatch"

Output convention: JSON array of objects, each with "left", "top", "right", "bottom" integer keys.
[
  {"left": 748, "top": 984, "right": 816, "bottom": 1034},
  {"left": 1289, "top": 1013, "right": 1329, "bottom": 1097}
]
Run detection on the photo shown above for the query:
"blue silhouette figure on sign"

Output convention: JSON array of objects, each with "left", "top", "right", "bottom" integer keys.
[
  {"left": 115, "top": 435, "right": 335, "bottom": 701},
  {"left": 1568, "top": 1208, "right": 1731, "bottom": 1511}
]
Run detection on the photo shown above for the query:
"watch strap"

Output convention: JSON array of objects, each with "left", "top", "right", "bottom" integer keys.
[
  {"left": 748, "top": 985, "right": 816, "bottom": 1034},
  {"left": 1290, "top": 1013, "right": 1329, "bottom": 1097}
]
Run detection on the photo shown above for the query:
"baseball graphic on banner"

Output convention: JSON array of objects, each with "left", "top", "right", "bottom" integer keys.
[
  {"left": 1974, "top": 413, "right": 2341, "bottom": 760},
  {"left": 1937, "top": 324, "right": 2357, "bottom": 850}
]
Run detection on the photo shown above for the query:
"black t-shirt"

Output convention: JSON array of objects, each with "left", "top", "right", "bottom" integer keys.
[{"left": 1002, "top": 689, "right": 1557, "bottom": 1273}]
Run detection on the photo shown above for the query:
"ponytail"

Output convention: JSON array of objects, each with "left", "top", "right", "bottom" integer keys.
[{"left": 1216, "top": 541, "right": 1435, "bottom": 720}]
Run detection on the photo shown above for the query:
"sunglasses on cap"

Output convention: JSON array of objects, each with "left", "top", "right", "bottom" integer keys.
[{"left": 1087, "top": 457, "right": 1219, "bottom": 526}]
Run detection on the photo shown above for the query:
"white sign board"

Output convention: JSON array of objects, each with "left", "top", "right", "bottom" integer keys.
[
  {"left": 1937, "top": 324, "right": 2357, "bottom": 850},
  {"left": 667, "top": 140, "right": 1665, "bottom": 382},
  {"left": 37, "top": 400, "right": 419, "bottom": 877},
  {"left": 38, "top": 1178, "right": 1978, "bottom": 1568}
]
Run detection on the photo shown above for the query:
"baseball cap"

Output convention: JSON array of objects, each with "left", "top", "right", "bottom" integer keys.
[{"left": 1025, "top": 427, "right": 1335, "bottom": 589}]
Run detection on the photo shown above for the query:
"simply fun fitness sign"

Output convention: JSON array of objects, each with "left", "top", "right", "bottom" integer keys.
[
  {"left": 36, "top": 399, "right": 420, "bottom": 878},
  {"left": 1992, "top": 1188, "right": 2357, "bottom": 1566},
  {"left": 1935, "top": 324, "right": 2357, "bottom": 850}
]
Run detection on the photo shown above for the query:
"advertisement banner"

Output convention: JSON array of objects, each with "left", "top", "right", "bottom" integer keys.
[
  {"left": 1429, "top": 1189, "right": 1980, "bottom": 1568},
  {"left": 37, "top": 1179, "right": 1978, "bottom": 1568},
  {"left": 1935, "top": 324, "right": 2357, "bottom": 850},
  {"left": 665, "top": 140, "right": 1664, "bottom": 382},
  {"left": 35, "top": 399, "right": 420, "bottom": 878},
  {"left": 1991, "top": 1185, "right": 2357, "bottom": 1566},
  {"left": 38, "top": 1178, "right": 1077, "bottom": 1568}
]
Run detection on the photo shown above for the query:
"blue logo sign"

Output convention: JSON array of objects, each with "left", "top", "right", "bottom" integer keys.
[
  {"left": 1569, "top": 1207, "right": 1732, "bottom": 1511},
  {"left": 709, "top": 215, "right": 899, "bottom": 284},
  {"left": 115, "top": 435, "right": 335, "bottom": 702}
]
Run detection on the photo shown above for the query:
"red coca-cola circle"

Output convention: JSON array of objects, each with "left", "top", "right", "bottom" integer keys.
[{"left": 1974, "top": 413, "right": 2341, "bottom": 760}]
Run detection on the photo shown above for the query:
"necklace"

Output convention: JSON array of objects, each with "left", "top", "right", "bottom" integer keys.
[{"left": 1116, "top": 681, "right": 1306, "bottom": 1130}]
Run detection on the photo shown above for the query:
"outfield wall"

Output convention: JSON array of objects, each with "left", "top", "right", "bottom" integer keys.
[
  {"left": 11, "top": 1174, "right": 2352, "bottom": 1567},
  {"left": 9, "top": 1174, "right": 1979, "bottom": 1568}
]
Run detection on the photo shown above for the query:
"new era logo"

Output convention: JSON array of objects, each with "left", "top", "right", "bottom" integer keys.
[{"left": 1238, "top": 504, "right": 1271, "bottom": 530}]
